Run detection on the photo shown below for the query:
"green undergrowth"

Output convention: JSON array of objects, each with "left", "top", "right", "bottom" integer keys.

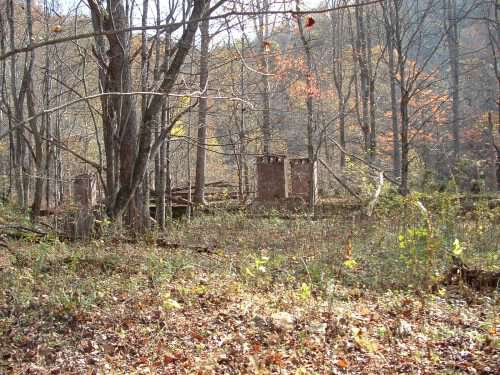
[
  {"left": 0, "top": 193, "right": 499, "bottom": 373},
  {"left": 2, "top": 193, "right": 498, "bottom": 316}
]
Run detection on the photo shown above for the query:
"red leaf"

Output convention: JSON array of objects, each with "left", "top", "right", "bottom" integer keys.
[{"left": 305, "top": 16, "right": 315, "bottom": 29}]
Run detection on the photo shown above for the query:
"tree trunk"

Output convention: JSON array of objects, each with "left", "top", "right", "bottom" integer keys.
[
  {"left": 330, "top": 3, "right": 353, "bottom": 170},
  {"left": 297, "top": 1, "right": 316, "bottom": 211},
  {"left": 256, "top": 0, "right": 271, "bottom": 155},
  {"left": 383, "top": 0, "right": 401, "bottom": 179},
  {"left": 7, "top": 0, "right": 26, "bottom": 208},
  {"left": 485, "top": 112, "right": 498, "bottom": 192},
  {"left": 239, "top": 37, "right": 249, "bottom": 201},
  {"left": 394, "top": 1, "right": 409, "bottom": 195},
  {"left": 445, "top": 0, "right": 461, "bottom": 165},
  {"left": 88, "top": 0, "right": 208, "bottom": 227},
  {"left": 194, "top": 4, "right": 210, "bottom": 205},
  {"left": 366, "top": 15, "right": 376, "bottom": 162},
  {"left": 355, "top": 1, "right": 371, "bottom": 155},
  {"left": 138, "top": 0, "right": 150, "bottom": 231}
]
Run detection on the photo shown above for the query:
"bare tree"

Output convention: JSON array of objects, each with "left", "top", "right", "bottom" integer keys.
[
  {"left": 7, "top": 0, "right": 33, "bottom": 208},
  {"left": 383, "top": 0, "right": 401, "bottom": 178},
  {"left": 87, "top": 0, "right": 214, "bottom": 227},
  {"left": 296, "top": 0, "right": 316, "bottom": 210},
  {"left": 329, "top": 0, "right": 355, "bottom": 169},
  {"left": 444, "top": 0, "right": 461, "bottom": 165},
  {"left": 252, "top": 0, "right": 272, "bottom": 155},
  {"left": 194, "top": 1, "right": 211, "bottom": 205}
]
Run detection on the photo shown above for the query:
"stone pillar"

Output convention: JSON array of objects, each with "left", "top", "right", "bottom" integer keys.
[
  {"left": 73, "top": 173, "right": 97, "bottom": 208},
  {"left": 256, "top": 155, "right": 288, "bottom": 200},
  {"left": 70, "top": 173, "right": 97, "bottom": 240},
  {"left": 290, "top": 158, "right": 317, "bottom": 201}
]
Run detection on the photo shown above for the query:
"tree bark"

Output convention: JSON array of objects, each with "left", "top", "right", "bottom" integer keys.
[
  {"left": 383, "top": 0, "right": 401, "bottom": 179},
  {"left": 88, "top": 0, "right": 208, "bottom": 226},
  {"left": 255, "top": 0, "right": 272, "bottom": 155},
  {"left": 485, "top": 112, "right": 498, "bottom": 192},
  {"left": 194, "top": 3, "right": 210, "bottom": 205},
  {"left": 330, "top": 1, "right": 354, "bottom": 170},
  {"left": 445, "top": 0, "right": 461, "bottom": 165},
  {"left": 297, "top": 1, "right": 316, "bottom": 211},
  {"left": 394, "top": 1, "right": 410, "bottom": 195},
  {"left": 355, "top": 1, "right": 371, "bottom": 156}
]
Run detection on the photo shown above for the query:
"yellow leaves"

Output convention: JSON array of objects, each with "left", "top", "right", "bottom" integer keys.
[
  {"left": 343, "top": 235, "right": 357, "bottom": 269},
  {"left": 452, "top": 239, "right": 463, "bottom": 257},
  {"left": 178, "top": 95, "right": 191, "bottom": 108},
  {"left": 343, "top": 258, "right": 357, "bottom": 270},
  {"left": 170, "top": 120, "right": 185, "bottom": 137},
  {"left": 352, "top": 326, "right": 379, "bottom": 352},
  {"left": 162, "top": 292, "right": 181, "bottom": 310},
  {"left": 295, "top": 367, "right": 310, "bottom": 375},
  {"left": 245, "top": 267, "right": 256, "bottom": 277},
  {"left": 297, "top": 282, "right": 311, "bottom": 300}
]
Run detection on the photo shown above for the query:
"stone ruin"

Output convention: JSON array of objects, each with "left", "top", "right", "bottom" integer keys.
[
  {"left": 65, "top": 173, "right": 97, "bottom": 240},
  {"left": 73, "top": 173, "right": 97, "bottom": 208},
  {"left": 255, "top": 155, "right": 317, "bottom": 204}
]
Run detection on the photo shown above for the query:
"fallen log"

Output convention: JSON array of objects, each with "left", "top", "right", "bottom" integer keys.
[
  {"left": 318, "top": 159, "right": 362, "bottom": 201},
  {"left": 0, "top": 235, "right": 10, "bottom": 251},
  {"left": 445, "top": 256, "right": 500, "bottom": 290},
  {"left": 170, "top": 180, "right": 238, "bottom": 193},
  {"left": 0, "top": 225, "right": 50, "bottom": 241},
  {"left": 366, "top": 171, "right": 384, "bottom": 216},
  {"left": 0, "top": 224, "right": 47, "bottom": 236},
  {"left": 156, "top": 238, "right": 216, "bottom": 254}
]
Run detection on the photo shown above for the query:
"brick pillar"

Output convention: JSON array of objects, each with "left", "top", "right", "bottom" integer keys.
[
  {"left": 256, "top": 155, "right": 288, "bottom": 200},
  {"left": 290, "top": 158, "right": 317, "bottom": 201}
]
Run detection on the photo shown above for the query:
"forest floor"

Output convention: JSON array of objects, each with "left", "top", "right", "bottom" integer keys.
[{"left": 0, "top": 204, "right": 499, "bottom": 374}]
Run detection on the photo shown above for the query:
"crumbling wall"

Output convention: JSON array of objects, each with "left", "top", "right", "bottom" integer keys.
[
  {"left": 290, "top": 158, "right": 317, "bottom": 201},
  {"left": 256, "top": 155, "right": 288, "bottom": 200}
]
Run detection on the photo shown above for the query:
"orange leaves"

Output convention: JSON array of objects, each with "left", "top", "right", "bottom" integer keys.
[
  {"left": 288, "top": 80, "right": 320, "bottom": 100},
  {"left": 251, "top": 342, "right": 262, "bottom": 354},
  {"left": 264, "top": 351, "right": 285, "bottom": 367},
  {"left": 292, "top": 13, "right": 315, "bottom": 29},
  {"left": 336, "top": 357, "right": 350, "bottom": 369},
  {"left": 163, "top": 354, "right": 176, "bottom": 365},
  {"left": 344, "top": 235, "right": 353, "bottom": 260},
  {"left": 162, "top": 351, "right": 186, "bottom": 365},
  {"left": 278, "top": 53, "right": 321, "bottom": 100}
]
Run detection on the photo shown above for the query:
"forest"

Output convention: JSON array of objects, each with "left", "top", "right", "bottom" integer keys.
[{"left": 0, "top": 0, "right": 499, "bottom": 373}]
